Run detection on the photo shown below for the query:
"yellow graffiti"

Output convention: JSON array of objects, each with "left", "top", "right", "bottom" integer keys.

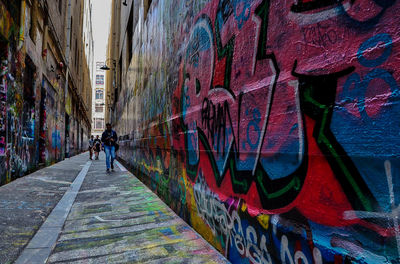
[
  {"left": 0, "top": 2, "right": 12, "bottom": 38},
  {"left": 6, "top": 170, "right": 10, "bottom": 184},
  {"left": 50, "top": 78, "right": 60, "bottom": 92},
  {"left": 241, "top": 202, "right": 247, "bottom": 212},
  {"left": 256, "top": 214, "right": 270, "bottom": 230},
  {"left": 15, "top": 94, "right": 23, "bottom": 115},
  {"left": 65, "top": 93, "right": 72, "bottom": 115},
  {"left": 241, "top": 201, "right": 270, "bottom": 230},
  {"left": 138, "top": 160, "right": 163, "bottom": 174},
  {"left": 183, "top": 169, "right": 224, "bottom": 253},
  {"left": 18, "top": 0, "right": 26, "bottom": 48}
]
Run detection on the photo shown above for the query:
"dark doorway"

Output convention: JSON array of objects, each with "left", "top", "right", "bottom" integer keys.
[
  {"left": 65, "top": 114, "right": 70, "bottom": 158},
  {"left": 22, "top": 56, "right": 36, "bottom": 170},
  {"left": 38, "top": 86, "right": 46, "bottom": 164},
  {"left": 81, "top": 127, "right": 83, "bottom": 151}
]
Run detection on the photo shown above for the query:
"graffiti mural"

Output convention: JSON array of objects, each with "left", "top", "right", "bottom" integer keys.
[
  {"left": 0, "top": 58, "right": 9, "bottom": 183},
  {"left": 0, "top": 0, "right": 88, "bottom": 185},
  {"left": 115, "top": 0, "right": 400, "bottom": 263},
  {"left": 0, "top": 0, "right": 36, "bottom": 184},
  {"left": 0, "top": 60, "right": 8, "bottom": 157},
  {"left": 41, "top": 78, "right": 62, "bottom": 165}
]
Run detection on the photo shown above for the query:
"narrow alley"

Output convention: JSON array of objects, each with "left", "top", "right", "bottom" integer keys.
[
  {"left": 0, "top": 153, "right": 228, "bottom": 263},
  {"left": 1, "top": 0, "right": 400, "bottom": 263}
]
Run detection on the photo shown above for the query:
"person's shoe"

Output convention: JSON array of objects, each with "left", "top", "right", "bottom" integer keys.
[
  {"left": 106, "top": 168, "right": 110, "bottom": 173},
  {"left": 111, "top": 164, "right": 114, "bottom": 170}
]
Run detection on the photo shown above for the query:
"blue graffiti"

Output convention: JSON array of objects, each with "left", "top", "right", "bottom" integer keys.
[
  {"left": 341, "top": 33, "right": 399, "bottom": 121},
  {"left": 51, "top": 129, "right": 61, "bottom": 149},
  {"left": 186, "top": 18, "right": 213, "bottom": 68},
  {"left": 341, "top": 68, "right": 399, "bottom": 120},
  {"left": 357, "top": 33, "right": 392, "bottom": 68},
  {"left": 246, "top": 108, "right": 262, "bottom": 150},
  {"left": 234, "top": 0, "right": 251, "bottom": 29},
  {"left": 187, "top": 121, "right": 199, "bottom": 166},
  {"left": 333, "top": 33, "right": 400, "bottom": 212},
  {"left": 213, "top": 125, "right": 232, "bottom": 176}
]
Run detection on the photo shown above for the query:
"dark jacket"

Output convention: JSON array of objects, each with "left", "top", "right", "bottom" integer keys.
[
  {"left": 93, "top": 139, "right": 102, "bottom": 151},
  {"left": 101, "top": 130, "right": 118, "bottom": 147}
]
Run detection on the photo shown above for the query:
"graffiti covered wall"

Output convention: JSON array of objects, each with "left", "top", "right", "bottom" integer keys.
[
  {"left": 40, "top": 77, "right": 63, "bottom": 165},
  {"left": 0, "top": 0, "right": 37, "bottom": 184},
  {"left": 0, "top": 0, "right": 91, "bottom": 185},
  {"left": 116, "top": 0, "right": 400, "bottom": 263}
]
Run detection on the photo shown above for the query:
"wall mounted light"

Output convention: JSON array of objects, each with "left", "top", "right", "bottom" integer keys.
[
  {"left": 100, "top": 65, "right": 110, "bottom": 71},
  {"left": 122, "top": 0, "right": 128, "bottom": 6},
  {"left": 100, "top": 58, "right": 116, "bottom": 71}
]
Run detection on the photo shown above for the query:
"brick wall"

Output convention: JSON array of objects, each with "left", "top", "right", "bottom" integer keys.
[{"left": 111, "top": 0, "right": 400, "bottom": 262}]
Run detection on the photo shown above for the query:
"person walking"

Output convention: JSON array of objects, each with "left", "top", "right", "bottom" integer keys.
[
  {"left": 88, "top": 135, "right": 94, "bottom": 160},
  {"left": 101, "top": 123, "right": 118, "bottom": 172},
  {"left": 93, "top": 135, "right": 102, "bottom": 160}
]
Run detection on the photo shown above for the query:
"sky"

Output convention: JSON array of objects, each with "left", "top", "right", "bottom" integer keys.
[
  {"left": 91, "top": 0, "right": 112, "bottom": 64},
  {"left": 90, "top": 0, "right": 112, "bottom": 127}
]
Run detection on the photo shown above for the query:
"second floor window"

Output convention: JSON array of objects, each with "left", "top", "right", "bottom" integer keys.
[
  {"left": 95, "top": 90, "right": 104, "bottom": 100},
  {"left": 94, "top": 118, "right": 104, "bottom": 129},
  {"left": 96, "top": 75, "right": 104, "bottom": 85},
  {"left": 95, "top": 104, "right": 104, "bottom": 113}
]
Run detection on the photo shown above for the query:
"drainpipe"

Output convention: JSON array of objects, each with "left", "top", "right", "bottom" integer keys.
[
  {"left": 17, "top": 0, "right": 26, "bottom": 51},
  {"left": 65, "top": 0, "right": 72, "bottom": 101},
  {"left": 64, "top": 0, "right": 72, "bottom": 102},
  {"left": 64, "top": 0, "right": 72, "bottom": 157}
]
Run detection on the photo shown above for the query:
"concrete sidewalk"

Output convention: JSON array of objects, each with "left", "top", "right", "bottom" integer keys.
[
  {"left": 0, "top": 153, "right": 91, "bottom": 264},
  {"left": 1, "top": 152, "right": 229, "bottom": 264}
]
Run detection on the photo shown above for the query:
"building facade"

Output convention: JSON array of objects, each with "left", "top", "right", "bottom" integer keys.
[
  {"left": 0, "top": 0, "right": 93, "bottom": 185},
  {"left": 83, "top": 0, "right": 94, "bottom": 82},
  {"left": 106, "top": 0, "right": 400, "bottom": 263},
  {"left": 92, "top": 62, "right": 105, "bottom": 136}
]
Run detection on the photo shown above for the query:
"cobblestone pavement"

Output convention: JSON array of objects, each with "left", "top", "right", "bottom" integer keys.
[
  {"left": 3, "top": 152, "right": 229, "bottom": 264},
  {"left": 0, "top": 153, "right": 89, "bottom": 264}
]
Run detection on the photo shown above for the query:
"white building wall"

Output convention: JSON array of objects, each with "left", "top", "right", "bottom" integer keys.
[{"left": 92, "top": 63, "right": 106, "bottom": 136}]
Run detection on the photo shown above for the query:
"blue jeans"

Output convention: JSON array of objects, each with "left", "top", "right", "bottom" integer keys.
[{"left": 104, "top": 145, "right": 116, "bottom": 169}]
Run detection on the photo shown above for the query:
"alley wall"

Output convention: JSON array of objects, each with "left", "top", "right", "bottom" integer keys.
[
  {"left": 0, "top": 0, "right": 93, "bottom": 185},
  {"left": 110, "top": 0, "right": 400, "bottom": 263}
]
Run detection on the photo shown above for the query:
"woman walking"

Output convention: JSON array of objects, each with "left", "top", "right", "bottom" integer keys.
[{"left": 93, "top": 135, "right": 102, "bottom": 160}]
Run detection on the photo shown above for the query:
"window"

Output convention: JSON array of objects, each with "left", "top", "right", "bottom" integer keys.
[
  {"left": 144, "top": 0, "right": 152, "bottom": 21},
  {"left": 95, "top": 118, "right": 104, "bottom": 129},
  {"left": 59, "top": 0, "right": 62, "bottom": 14},
  {"left": 29, "top": 2, "right": 37, "bottom": 42},
  {"left": 95, "top": 89, "right": 104, "bottom": 100},
  {"left": 75, "top": 39, "right": 78, "bottom": 69},
  {"left": 95, "top": 104, "right": 104, "bottom": 113},
  {"left": 69, "top": 17, "right": 73, "bottom": 48},
  {"left": 127, "top": 6, "right": 133, "bottom": 66},
  {"left": 96, "top": 62, "right": 103, "bottom": 71},
  {"left": 96, "top": 74, "right": 104, "bottom": 85}
]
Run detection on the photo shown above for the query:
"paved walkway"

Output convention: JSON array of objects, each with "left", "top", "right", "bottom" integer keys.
[{"left": 0, "top": 152, "right": 229, "bottom": 264}]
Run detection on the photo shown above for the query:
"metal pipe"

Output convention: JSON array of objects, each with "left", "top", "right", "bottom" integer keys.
[
  {"left": 17, "top": 0, "right": 26, "bottom": 51},
  {"left": 65, "top": 0, "right": 72, "bottom": 103},
  {"left": 64, "top": 0, "right": 72, "bottom": 157}
]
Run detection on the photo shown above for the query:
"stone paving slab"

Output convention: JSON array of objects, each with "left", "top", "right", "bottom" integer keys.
[
  {"left": 47, "top": 153, "right": 229, "bottom": 263},
  {"left": 15, "top": 161, "right": 93, "bottom": 264},
  {"left": 0, "top": 153, "right": 91, "bottom": 264}
]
